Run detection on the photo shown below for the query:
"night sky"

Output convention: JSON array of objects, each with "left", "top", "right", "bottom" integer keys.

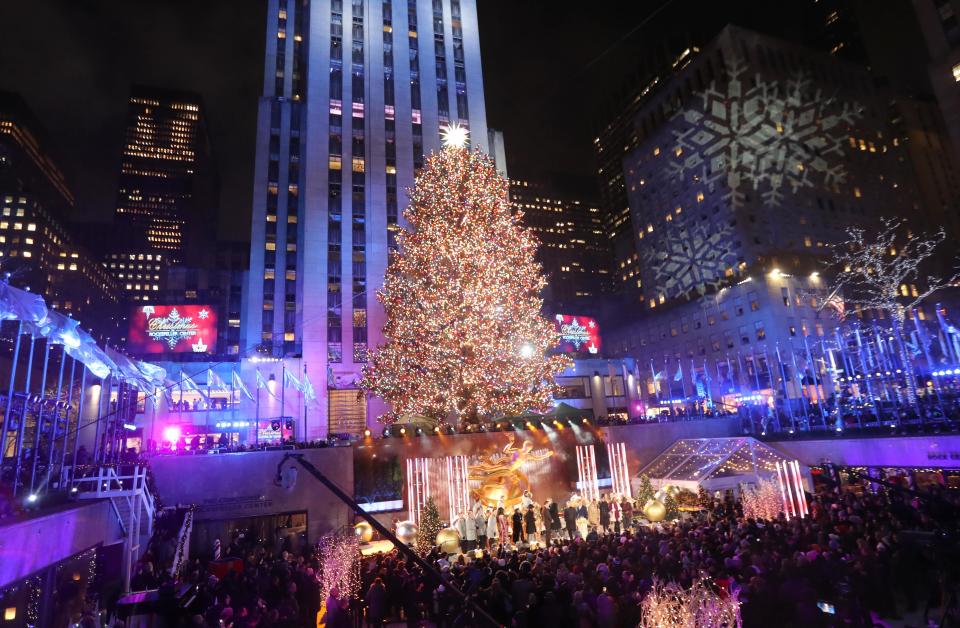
[{"left": 0, "top": 1, "right": 926, "bottom": 242}]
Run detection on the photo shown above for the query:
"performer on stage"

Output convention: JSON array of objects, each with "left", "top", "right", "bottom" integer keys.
[
  {"left": 588, "top": 498, "right": 600, "bottom": 533},
  {"left": 511, "top": 506, "right": 523, "bottom": 545},
  {"left": 599, "top": 494, "right": 610, "bottom": 534},
  {"left": 486, "top": 508, "right": 498, "bottom": 551},
  {"left": 497, "top": 507, "right": 509, "bottom": 547}
]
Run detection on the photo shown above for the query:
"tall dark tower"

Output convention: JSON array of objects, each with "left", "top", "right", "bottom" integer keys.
[{"left": 108, "top": 86, "right": 218, "bottom": 302}]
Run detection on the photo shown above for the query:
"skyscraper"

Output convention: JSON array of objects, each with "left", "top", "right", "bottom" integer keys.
[
  {"left": 509, "top": 178, "right": 608, "bottom": 313},
  {"left": 109, "top": 86, "right": 217, "bottom": 302},
  {"left": 242, "top": 0, "right": 488, "bottom": 438},
  {"left": 0, "top": 92, "right": 120, "bottom": 337}
]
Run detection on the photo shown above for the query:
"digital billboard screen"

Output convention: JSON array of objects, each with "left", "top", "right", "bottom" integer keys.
[
  {"left": 128, "top": 305, "right": 218, "bottom": 354},
  {"left": 553, "top": 314, "right": 601, "bottom": 355}
]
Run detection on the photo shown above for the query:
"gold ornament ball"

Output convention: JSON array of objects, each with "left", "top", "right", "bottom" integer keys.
[
  {"left": 354, "top": 521, "right": 374, "bottom": 543},
  {"left": 643, "top": 499, "right": 666, "bottom": 523},
  {"left": 436, "top": 527, "right": 461, "bottom": 554},
  {"left": 395, "top": 520, "right": 418, "bottom": 545}
]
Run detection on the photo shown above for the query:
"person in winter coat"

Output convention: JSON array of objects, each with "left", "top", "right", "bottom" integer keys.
[
  {"left": 541, "top": 500, "right": 554, "bottom": 544},
  {"left": 455, "top": 512, "right": 468, "bottom": 549},
  {"left": 564, "top": 503, "right": 578, "bottom": 539},
  {"left": 576, "top": 500, "right": 589, "bottom": 539},
  {"left": 496, "top": 507, "right": 509, "bottom": 547},
  {"left": 511, "top": 506, "right": 523, "bottom": 544},
  {"left": 524, "top": 505, "right": 537, "bottom": 545},
  {"left": 610, "top": 496, "right": 622, "bottom": 535},
  {"left": 464, "top": 508, "right": 478, "bottom": 551},
  {"left": 549, "top": 500, "right": 562, "bottom": 535},
  {"left": 365, "top": 577, "right": 387, "bottom": 626},
  {"left": 475, "top": 510, "right": 487, "bottom": 550},
  {"left": 599, "top": 495, "right": 611, "bottom": 534},
  {"left": 588, "top": 498, "right": 600, "bottom": 531},
  {"left": 621, "top": 496, "right": 634, "bottom": 531},
  {"left": 486, "top": 508, "right": 498, "bottom": 551}
]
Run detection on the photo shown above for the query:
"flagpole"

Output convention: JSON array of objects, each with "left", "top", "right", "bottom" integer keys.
[
  {"left": 206, "top": 368, "right": 212, "bottom": 443},
  {"left": 255, "top": 370, "right": 261, "bottom": 448},
  {"left": 229, "top": 369, "right": 237, "bottom": 441},
  {"left": 790, "top": 343, "right": 811, "bottom": 430},
  {"left": 302, "top": 363, "right": 308, "bottom": 443},
  {"left": 650, "top": 360, "right": 660, "bottom": 406},
  {"left": 281, "top": 362, "right": 287, "bottom": 442}
]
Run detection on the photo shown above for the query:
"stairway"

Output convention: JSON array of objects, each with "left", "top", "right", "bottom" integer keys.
[{"left": 67, "top": 465, "right": 156, "bottom": 592}]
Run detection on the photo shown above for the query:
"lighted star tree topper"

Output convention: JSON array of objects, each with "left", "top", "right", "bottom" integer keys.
[{"left": 360, "top": 124, "right": 571, "bottom": 426}]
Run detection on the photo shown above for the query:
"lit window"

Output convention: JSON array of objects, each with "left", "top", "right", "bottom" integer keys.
[
  {"left": 953, "top": 63, "right": 960, "bottom": 82},
  {"left": 13, "top": 223, "right": 22, "bottom": 230},
  {"left": 854, "top": 187, "right": 861, "bottom": 198},
  {"left": 27, "top": 224, "right": 35, "bottom": 231},
  {"left": 266, "top": 242, "right": 276, "bottom": 251},
  {"left": 284, "top": 332, "right": 295, "bottom": 341},
  {"left": 22, "top": 251, "right": 31, "bottom": 258}
]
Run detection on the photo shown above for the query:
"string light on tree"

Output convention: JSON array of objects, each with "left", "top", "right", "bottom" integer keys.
[
  {"left": 360, "top": 130, "right": 571, "bottom": 426},
  {"left": 817, "top": 217, "right": 959, "bottom": 410},
  {"left": 740, "top": 477, "right": 783, "bottom": 521},
  {"left": 640, "top": 577, "right": 742, "bottom": 628}
]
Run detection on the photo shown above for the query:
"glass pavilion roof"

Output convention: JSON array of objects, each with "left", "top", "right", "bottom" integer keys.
[{"left": 639, "top": 437, "right": 793, "bottom": 483}]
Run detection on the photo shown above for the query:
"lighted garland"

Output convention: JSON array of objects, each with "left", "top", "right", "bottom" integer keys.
[
  {"left": 640, "top": 577, "right": 742, "bottom": 628},
  {"left": 359, "top": 143, "right": 571, "bottom": 425},
  {"left": 318, "top": 532, "right": 361, "bottom": 603},
  {"left": 171, "top": 505, "right": 196, "bottom": 581},
  {"left": 740, "top": 478, "right": 782, "bottom": 521}
]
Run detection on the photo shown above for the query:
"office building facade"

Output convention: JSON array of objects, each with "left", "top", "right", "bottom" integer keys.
[
  {"left": 624, "top": 26, "right": 917, "bottom": 309},
  {"left": 509, "top": 179, "right": 608, "bottom": 313},
  {"left": 110, "top": 86, "right": 217, "bottom": 302},
  {"left": 242, "top": 0, "right": 488, "bottom": 438},
  {"left": 0, "top": 93, "right": 120, "bottom": 337}
]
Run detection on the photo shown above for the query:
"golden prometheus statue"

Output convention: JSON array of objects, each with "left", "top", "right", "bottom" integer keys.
[{"left": 468, "top": 437, "right": 553, "bottom": 510}]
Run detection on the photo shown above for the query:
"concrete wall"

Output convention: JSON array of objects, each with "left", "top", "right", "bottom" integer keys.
[
  {"left": 768, "top": 434, "right": 960, "bottom": 468},
  {"left": 149, "top": 446, "right": 355, "bottom": 541},
  {"left": 0, "top": 500, "right": 122, "bottom": 588}
]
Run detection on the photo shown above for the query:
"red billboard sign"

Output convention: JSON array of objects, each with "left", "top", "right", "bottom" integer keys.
[
  {"left": 128, "top": 305, "right": 217, "bottom": 354},
  {"left": 553, "top": 314, "right": 601, "bottom": 355}
]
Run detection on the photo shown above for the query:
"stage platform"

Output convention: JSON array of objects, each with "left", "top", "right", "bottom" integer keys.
[{"left": 360, "top": 539, "right": 397, "bottom": 556}]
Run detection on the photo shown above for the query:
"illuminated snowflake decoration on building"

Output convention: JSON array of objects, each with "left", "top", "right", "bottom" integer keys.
[
  {"left": 667, "top": 58, "right": 861, "bottom": 210},
  {"left": 642, "top": 219, "right": 737, "bottom": 297}
]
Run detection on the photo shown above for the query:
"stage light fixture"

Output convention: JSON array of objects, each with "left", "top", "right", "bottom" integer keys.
[
  {"left": 434, "top": 426, "right": 441, "bottom": 434},
  {"left": 415, "top": 427, "right": 423, "bottom": 436},
  {"left": 399, "top": 426, "right": 406, "bottom": 435},
  {"left": 363, "top": 428, "right": 371, "bottom": 438},
  {"left": 382, "top": 427, "right": 391, "bottom": 437}
]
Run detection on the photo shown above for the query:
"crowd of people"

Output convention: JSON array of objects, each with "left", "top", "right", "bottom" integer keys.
[
  {"left": 359, "top": 484, "right": 960, "bottom": 627},
  {"left": 102, "top": 473, "right": 960, "bottom": 627}
]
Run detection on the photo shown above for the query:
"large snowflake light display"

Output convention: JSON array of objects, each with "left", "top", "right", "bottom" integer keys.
[
  {"left": 638, "top": 57, "right": 862, "bottom": 300},
  {"left": 667, "top": 58, "right": 861, "bottom": 210},
  {"left": 642, "top": 218, "right": 737, "bottom": 297}
]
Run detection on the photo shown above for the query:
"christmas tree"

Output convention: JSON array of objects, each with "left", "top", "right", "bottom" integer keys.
[
  {"left": 637, "top": 475, "right": 655, "bottom": 506},
  {"left": 416, "top": 498, "right": 443, "bottom": 556},
  {"left": 360, "top": 125, "right": 570, "bottom": 426},
  {"left": 663, "top": 492, "right": 680, "bottom": 521}
]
